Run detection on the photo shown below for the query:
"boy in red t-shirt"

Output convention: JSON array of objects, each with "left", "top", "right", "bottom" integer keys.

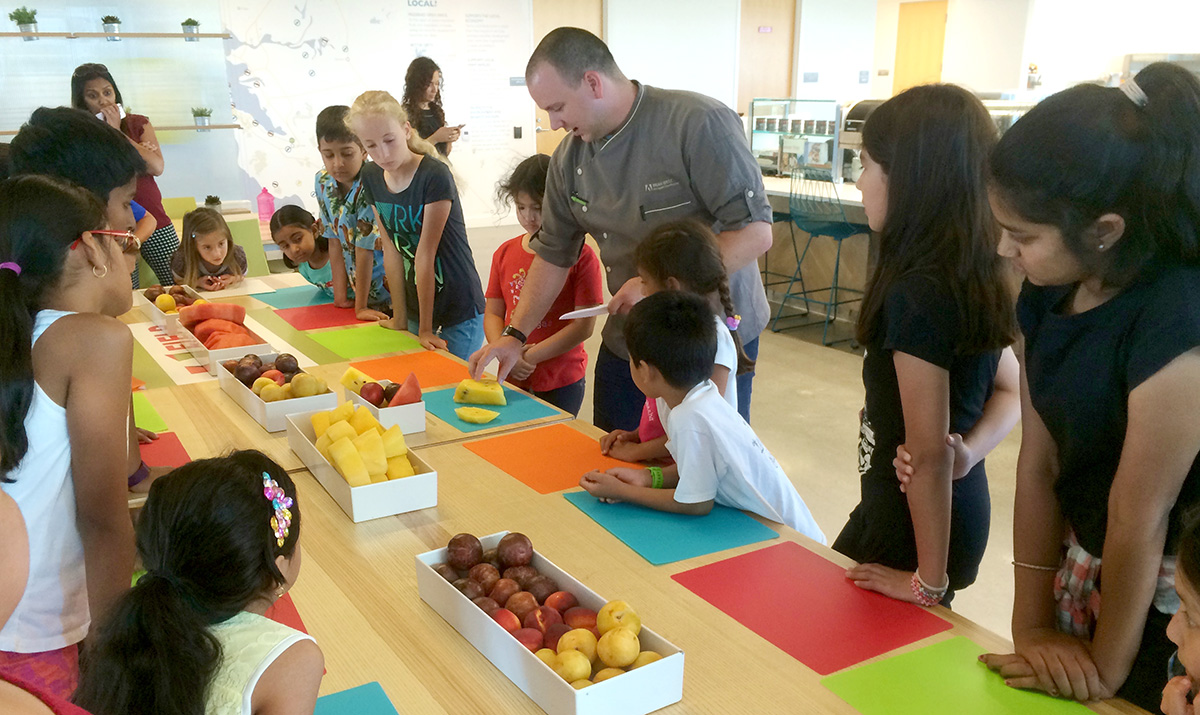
[{"left": 485, "top": 155, "right": 603, "bottom": 415}]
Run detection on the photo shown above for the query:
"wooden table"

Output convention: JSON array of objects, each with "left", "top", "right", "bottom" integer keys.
[{"left": 276, "top": 420, "right": 1145, "bottom": 714}]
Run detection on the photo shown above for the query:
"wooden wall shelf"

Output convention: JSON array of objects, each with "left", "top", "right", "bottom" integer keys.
[
  {"left": 0, "top": 124, "right": 240, "bottom": 136},
  {"left": 0, "top": 31, "right": 230, "bottom": 39}
]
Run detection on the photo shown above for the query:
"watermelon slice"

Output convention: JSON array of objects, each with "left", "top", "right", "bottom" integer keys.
[
  {"left": 204, "top": 333, "right": 259, "bottom": 350},
  {"left": 180, "top": 302, "right": 246, "bottom": 330},
  {"left": 388, "top": 372, "right": 422, "bottom": 406},
  {"left": 193, "top": 318, "right": 250, "bottom": 343}
]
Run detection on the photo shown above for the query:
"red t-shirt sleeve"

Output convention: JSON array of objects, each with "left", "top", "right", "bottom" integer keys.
[
  {"left": 571, "top": 244, "right": 604, "bottom": 307},
  {"left": 485, "top": 239, "right": 513, "bottom": 300}
]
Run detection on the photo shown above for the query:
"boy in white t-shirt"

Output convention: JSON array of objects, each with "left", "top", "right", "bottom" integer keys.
[{"left": 580, "top": 291, "right": 826, "bottom": 543}]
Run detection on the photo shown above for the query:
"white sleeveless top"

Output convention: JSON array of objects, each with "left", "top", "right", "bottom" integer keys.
[
  {"left": 207, "top": 611, "right": 315, "bottom": 715},
  {"left": 0, "top": 310, "right": 88, "bottom": 653}
]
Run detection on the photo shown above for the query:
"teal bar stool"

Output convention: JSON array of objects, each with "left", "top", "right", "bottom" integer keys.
[{"left": 770, "top": 167, "right": 868, "bottom": 346}]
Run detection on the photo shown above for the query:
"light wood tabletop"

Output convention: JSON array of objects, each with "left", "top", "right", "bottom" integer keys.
[{"left": 280, "top": 420, "right": 1146, "bottom": 714}]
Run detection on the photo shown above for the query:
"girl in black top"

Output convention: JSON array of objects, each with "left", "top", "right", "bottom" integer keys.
[
  {"left": 981, "top": 63, "right": 1200, "bottom": 711},
  {"left": 832, "top": 84, "right": 1019, "bottom": 608},
  {"left": 402, "top": 57, "right": 461, "bottom": 157}
]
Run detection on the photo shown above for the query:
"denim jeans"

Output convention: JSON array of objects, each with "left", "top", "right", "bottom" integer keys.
[{"left": 407, "top": 312, "right": 485, "bottom": 360}]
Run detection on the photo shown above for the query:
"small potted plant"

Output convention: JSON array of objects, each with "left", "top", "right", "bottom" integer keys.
[
  {"left": 101, "top": 14, "right": 120, "bottom": 41},
  {"left": 204, "top": 195, "right": 222, "bottom": 213},
  {"left": 181, "top": 17, "right": 200, "bottom": 41},
  {"left": 192, "top": 107, "right": 212, "bottom": 131},
  {"left": 9, "top": 7, "right": 37, "bottom": 40}
]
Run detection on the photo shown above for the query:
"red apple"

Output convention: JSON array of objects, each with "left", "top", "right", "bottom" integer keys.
[
  {"left": 491, "top": 608, "right": 521, "bottom": 633},
  {"left": 527, "top": 575, "right": 558, "bottom": 605},
  {"left": 497, "top": 532, "right": 533, "bottom": 568},
  {"left": 513, "top": 627, "right": 544, "bottom": 652},
  {"left": 446, "top": 533, "right": 483, "bottom": 571},
  {"left": 452, "top": 578, "right": 484, "bottom": 601},
  {"left": 503, "top": 565, "right": 539, "bottom": 590},
  {"left": 544, "top": 591, "right": 578, "bottom": 613},
  {"left": 260, "top": 369, "right": 285, "bottom": 386},
  {"left": 488, "top": 578, "right": 521, "bottom": 606},
  {"left": 523, "top": 605, "right": 563, "bottom": 634},
  {"left": 506, "top": 591, "right": 539, "bottom": 621},
  {"left": 543, "top": 623, "right": 571, "bottom": 652},
  {"left": 468, "top": 563, "right": 501, "bottom": 594},
  {"left": 360, "top": 381, "right": 385, "bottom": 407},
  {"left": 563, "top": 607, "right": 598, "bottom": 632},
  {"left": 472, "top": 596, "right": 501, "bottom": 616}
]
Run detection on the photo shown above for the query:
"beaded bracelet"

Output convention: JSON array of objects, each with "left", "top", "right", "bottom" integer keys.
[
  {"left": 1012, "top": 560, "right": 1058, "bottom": 572},
  {"left": 910, "top": 571, "right": 948, "bottom": 607},
  {"left": 648, "top": 466, "right": 664, "bottom": 489}
]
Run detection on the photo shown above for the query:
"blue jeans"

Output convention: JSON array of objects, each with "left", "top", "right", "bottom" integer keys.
[
  {"left": 736, "top": 336, "right": 759, "bottom": 423},
  {"left": 592, "top": 345, "right": 645, "bottom": 432},
  {"left": 407, "top": 312, "right": 485, "bottom": 361},
  {"left": 533, "top": 377, "right": 586, "bottom": 417}
]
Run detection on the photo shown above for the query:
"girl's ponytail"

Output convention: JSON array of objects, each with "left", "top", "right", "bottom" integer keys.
[
  {"left": 716, "top": 278, "right": 756, "bottom": 375},
  {"left": 0, "top": 176, "right": 106, "bottom": 479}
]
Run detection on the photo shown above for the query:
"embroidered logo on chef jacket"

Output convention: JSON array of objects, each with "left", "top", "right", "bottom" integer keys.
[{"left": 644, "top": 178, "right": 681, "bottom": 192}]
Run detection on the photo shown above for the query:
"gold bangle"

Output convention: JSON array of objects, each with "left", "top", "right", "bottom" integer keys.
[{"left": 1012, "top": 560, "right": 1058, "bottom": 572}]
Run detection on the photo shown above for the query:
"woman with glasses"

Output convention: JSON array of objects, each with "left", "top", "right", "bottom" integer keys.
[
  {"left": 402, "top": 56, "right": 462, "bottom": 156},
  {"left": 70, "top": 62, "right": 181, "bottom": 288}
]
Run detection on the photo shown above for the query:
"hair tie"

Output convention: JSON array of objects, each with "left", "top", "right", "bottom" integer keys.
[
  {"left": 725, "top": 314, "right": 741, "bottom": 331},
  {"left": 262, "top": 471, "right": 293, "bottom": 547},
  {"left": 139, "top": 569, "right": 186, "bottom": 591},
  {"left": 1120, "top": 79, "right": 1148, "bottom": 108},
  {"left": 0, "top": 262, "right": 21, "bottom": 276}
]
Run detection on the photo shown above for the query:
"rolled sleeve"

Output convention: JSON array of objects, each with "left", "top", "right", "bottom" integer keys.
[
  {"left": 669, "top": 428, "right": 720, "bottom": 504},
  {"left": 685, "top": 107, "right": 772, "bottom": 231},
  {"left": 530, "top": 152, "right": 587, "bottom": 269}
]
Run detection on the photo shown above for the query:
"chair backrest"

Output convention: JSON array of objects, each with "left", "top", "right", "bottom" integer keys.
[
  {"left": 226, "top": 218, "right": 271, "bottom": 277},
  {"left": 789, "top": 168, "right": 852, "bottom": 229},
  {"left": 161, "top": 196, "right": 197, "bottom": 221}
]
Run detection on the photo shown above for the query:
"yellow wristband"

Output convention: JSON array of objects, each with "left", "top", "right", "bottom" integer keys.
[{"left": 649, "top": 466, "right": 664, "bottom": 489}]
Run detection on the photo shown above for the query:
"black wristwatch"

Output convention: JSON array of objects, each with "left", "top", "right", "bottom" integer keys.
[{"left": 501, "top": 325, "right": 528, "bottom": 345}]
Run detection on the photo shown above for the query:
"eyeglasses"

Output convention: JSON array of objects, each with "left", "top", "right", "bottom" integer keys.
[{"left": 70, "top": 230, "right": 141, "bottom": 253}]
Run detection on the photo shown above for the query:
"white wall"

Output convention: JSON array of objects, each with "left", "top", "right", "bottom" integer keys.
[
  {"left": 604, "top": 0, "right": 741, "bottom": 109},
  {"left": 793, "top": 0, "right": 877, "bottom": 100}
]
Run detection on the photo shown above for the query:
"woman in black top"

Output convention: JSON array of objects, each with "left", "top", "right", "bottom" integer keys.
[
  {"left": 981, "top": 63, "right": 1200, "bottom": 711},
  {"left": 832, "top": 84, "right": 1019, "bottom": 608},
  {"left": 402, "top": 57, "right": 460, "bottom": 156}
]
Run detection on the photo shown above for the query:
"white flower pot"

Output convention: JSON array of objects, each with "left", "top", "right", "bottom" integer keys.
[
  {"left": 18, "top": 22, "right": 36, "bottom": 40},
  {"left": 193, "top": 116, "right": 211, "bottom": 132},
  {"left": 104, "top": 22, "right": 120, "bottom": 41},
  {"left": 182, "top": 24, "right": 199, "bottom": 41}
]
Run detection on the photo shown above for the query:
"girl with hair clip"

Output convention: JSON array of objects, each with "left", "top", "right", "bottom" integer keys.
[
  {"left": 0, "top": 175, "right": 143, "bottom": 698},
  {"left": 348, "top": 90, "right": 486, "bottom": 359},
  {"left": 980, "top": 63, "right": 1200, "bottom": 710},
  {"left": 831, "top": 84, "right": 1021, "bottom": 609},
  {"left": 73, "top": 450, "right": 324, "bottom": 715},
  {"left": 402, "top": 57, "right": 462, "bottom": 156},
  {"left": 171, "top": 207, "right": 247, "bottom": 292},
  {"left": 600, "top": 218, "right": 754, "bottom": 463}
]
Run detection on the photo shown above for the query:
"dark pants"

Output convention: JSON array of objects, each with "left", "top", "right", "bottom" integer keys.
[
  {"left": 736, "top": 336, "right": 759, "bottom": 423},
  {"left": 592, "top": 345, "right": 645, "bottom": 432},
  {"left": 832, "top": 466, "right": 992, "bottom": 606},
  {"left": 1116, "top": 606, "right": 1175, "bottom": 712},
  {"left": 533, "top": 378, "right": 586, "bottom": 418}
]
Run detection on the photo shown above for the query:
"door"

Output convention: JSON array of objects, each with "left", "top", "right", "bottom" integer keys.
[
  {"left": 531, "top": 0, "right": 603, "bottom": 156},
  {"left": 892, "top": 0, "right": 947, "bottom": 94},
  {"left": 738, "top": 0, "right": 796, "bottom": 115}
]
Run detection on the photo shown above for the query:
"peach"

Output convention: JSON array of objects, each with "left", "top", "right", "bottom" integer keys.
[
  {"left": 556, "top": 628, "right": 598, "bottom": 664},
  {"left": 503, "top": 565, "right": 539, "bottom": 590},
  {"left": 468, "top": 563, "right": 501, "bottom": 593},
  {"left": 552, "top": 650, "right": 591, "bottom": 683},
  {"left": 543, "top": 623, "right": 571, "bottom": 652},
  {"left": 593, "top": 667, "right": 624, "bottom": 683},
  {"left": 597, "top": 627, "right": 640, "bottom": 668},
  {"left": 523, "top": 605, "right": 563, "bottom": 633},
  {"left": 629, "top": 651, "right": 662, "bottom": 669},
  {"left": 491, "top": 608, "right": 521, "bottom": 633},
  {"left": 513, "top": 627, "right": 544, "bottom": 652},
  {"left": 497, "top": 532, "right": 533, "bottom": 568},
  {"left": 446, "top": 533, "right": 483, "bottom": 571},
  {"left": 472, "top": 596, "right": 501, "bottom": 616},
  {"left": 488, "top": 578, "right": 521, "bottom": 606},
  {"left": 597, "top": 600, "right": 641, "bottom": 636},
  {"left": 527, "top": 574, "right": 558, "bottom": 604},
  {"left": 544, "top": 591, "right": 578, "bottom": 613},
  {"left": 452, "top": 578, "right": 484, "bottom": 601},
  {"left": 505, "top": 591, "right": 539, "bottom": 621},
  {"left": 563, "top": 607, "right": 598, "bottom": 631},
  {"left": 535, "top": 648, "right": 557, "bottom": 668}
]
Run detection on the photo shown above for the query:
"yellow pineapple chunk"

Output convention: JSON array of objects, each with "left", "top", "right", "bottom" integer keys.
[
  {"left": 369, "top": 472, "right": 388, "bottom": 484},
  {"left": 455, "top": 407, "right": 500, "bottom": 424},
  {"left": 324, "top": 419, "right": 357, "bottom": 446},
  {"left": 329, "top": 436, "right": 369, "bottom": 487},
  {"left": 310, "top": 411, "right": 332, "bottom": 439},
  {"left": 352, "top": 429, "right": 387, "bottom": 477},
  {"left": 329, "top": 400, "right": 355, "bottom": 425},
  {"left": 453, "top": 378, "right": 506, "bottom": 406},
  {"left": 339, "top": 366, "right": 374, "bottom": 395},
  {"left": 349, "top": 405, "right": 381, "bottom": 435},
  {"left": 314, "top": 432, "right": 334, "bottom": 463},
  {"left": 386, "top": 454, "right": 416, "bottom": 480},
  {"left": 381, "top": 425, "right": 408, "bottom": 458}
]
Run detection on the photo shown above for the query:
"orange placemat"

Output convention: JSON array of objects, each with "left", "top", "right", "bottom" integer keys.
[
  {"left": 463, "top": 423, "right": 640, "bottom": 494},
  {"left": 351, "top": 351, "right": 472, "bottom": 389}
]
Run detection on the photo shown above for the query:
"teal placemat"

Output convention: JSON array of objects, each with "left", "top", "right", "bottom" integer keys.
[
  {"left": 310, "top": 324, "right": 422, "bottom": 360},
  {"left": 821, "top": 637, "right": 1096, "bottom": 715},
  {"left": 423, "top": 385, "right": 562, "bottom": 433},
  {"left": 132, "top": 392, "right": 168, "bottom": 433},
  {"left": 251, "top": 284, "right": 332, "bottom": 309},
  {"left": 563, "top": 490, "right": 778, "bottom": 565},
  {"left": 314, "top": 682, "right": 398, "bottom": 715}
]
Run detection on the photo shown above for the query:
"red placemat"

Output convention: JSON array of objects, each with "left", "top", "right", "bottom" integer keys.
[
  {"left": 351, "top": 351, "right": 472, "bottom": 389},
  {"left": 274, "top": 304, "right": 362, "bottom": 331},
  {"left": 265, "top": 592, "right": 309, "bottom": 633},
  {"left": 671, "top": 541, "right": 952, "bottom": 675},
  {"left": 138, "top": 432, "right": 190, "bottom": 469},
  {"left": 464, "top": 423, "right": 640, "bottom": 494}
]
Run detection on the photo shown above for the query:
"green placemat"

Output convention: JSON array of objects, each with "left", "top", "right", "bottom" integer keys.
[
  {"left": 246, "top": 309, "right": 344, "bottom": 365},
  {"left": 821, "top": 637, "right": 1095, "bottom": 715},
  {"left": 132, "top": 392, "right": 169, "bottom": 433},
  {"left": 131, "top": 341, "right": 174, "bottom": 390},
  {"left": 310, "top": 324, "right": 422, "bottom": 360}
]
